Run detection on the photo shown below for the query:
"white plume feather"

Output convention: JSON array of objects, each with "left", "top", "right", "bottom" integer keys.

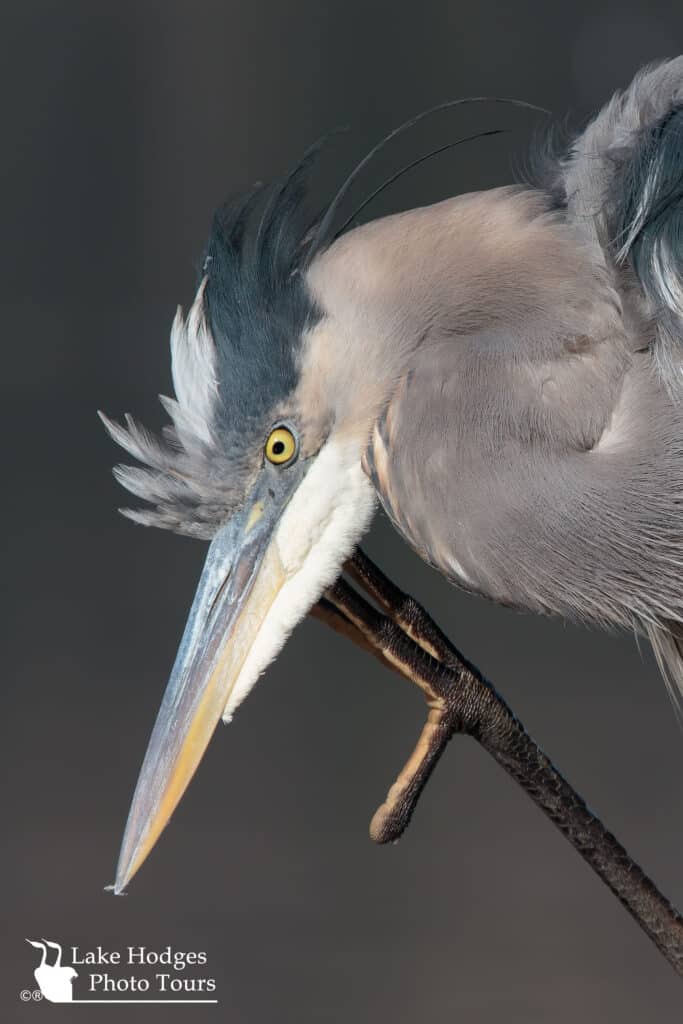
[{"left": 169, "top": 277, "right": 218, "bottom": 447}]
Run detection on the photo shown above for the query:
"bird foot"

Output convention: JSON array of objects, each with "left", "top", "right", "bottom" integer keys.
[{"left": 369, "top": 701, "right": 456, "bottom": 843}]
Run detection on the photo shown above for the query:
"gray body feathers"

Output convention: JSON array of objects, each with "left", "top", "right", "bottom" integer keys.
[{"left": 361, "top": 58, "right": 683, "bottom": 717}]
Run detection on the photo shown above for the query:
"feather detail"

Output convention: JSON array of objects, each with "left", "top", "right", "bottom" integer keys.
[
  {"left": 169, "top": 279, "right": 218, "bottom": 447},
  {"left": 556, "top": 57, "right": 683, "bottom": 387},
  {"left": 644, "top": 620, "right": 683, "bottom": 732}
]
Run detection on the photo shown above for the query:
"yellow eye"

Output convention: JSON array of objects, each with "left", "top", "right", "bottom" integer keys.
[{"left": 265, "top": 426, "right": 297, "bottom": 465}]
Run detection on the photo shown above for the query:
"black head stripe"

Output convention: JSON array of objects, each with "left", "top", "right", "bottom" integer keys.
[{"left": 202, "top": 166, "right": 324, "bottom": 435}]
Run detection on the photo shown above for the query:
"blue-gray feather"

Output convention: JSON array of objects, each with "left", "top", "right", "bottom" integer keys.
[
  {"left": 201, "top": 164, "right": 323, "bottom": 434},
  {"left": 561, "top": 58, "right": 683, "bottom": 384},
  {"left": 619, "top": 107, "right": 683, "bottom": 371}
]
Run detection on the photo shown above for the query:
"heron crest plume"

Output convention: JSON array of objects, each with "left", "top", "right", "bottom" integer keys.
[{"left": 98, "top": 102, "right": 541, "bottom": 539}]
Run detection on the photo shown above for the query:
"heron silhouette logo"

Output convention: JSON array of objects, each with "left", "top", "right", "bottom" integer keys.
[{"left": 26, "top": 940, "right": 77, "bottom": 1003}]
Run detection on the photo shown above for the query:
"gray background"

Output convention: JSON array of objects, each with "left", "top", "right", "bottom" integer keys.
[{"left": 3, "top": 1, "right": 683, "bottom": 1021}]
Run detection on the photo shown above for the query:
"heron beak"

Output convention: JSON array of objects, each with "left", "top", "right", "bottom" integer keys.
[{"left": 113, "top": 463, "right": 307, "bottom": 893}]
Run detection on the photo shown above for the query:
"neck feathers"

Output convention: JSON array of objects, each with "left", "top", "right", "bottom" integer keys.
[{"left": 301, "top": 187, "right": 620, "bottom": 443}]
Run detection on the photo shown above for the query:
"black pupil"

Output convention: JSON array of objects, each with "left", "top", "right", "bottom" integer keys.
[{"left": 272, "top": 440, "right": 286, "bottom": 456}]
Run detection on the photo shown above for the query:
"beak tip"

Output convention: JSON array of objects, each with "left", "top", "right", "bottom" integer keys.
[
  {"left": 104, "top": 882, "right": 127, "bottom": 896},
  {"left": 113, "top": 841, "right": 139, "bottom": 897},
  {"left": 112, "top": 868, "right": 131, "bottom": 896}
]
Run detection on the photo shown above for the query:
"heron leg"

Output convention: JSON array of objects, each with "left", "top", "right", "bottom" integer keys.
[
  {"left": 347, "top": 548, "right": 474, "bottom": 671},
  {"left": 318, "top": 571, "right": 466, "bottom": 842},
  {"left": 345, "top": 548, "right": 496, "bottom": 838},
  {"left": 312, "top": 589, "right": 457, "bottom": 841},
  {"left": 315, "top": 548, "right": 683, "bottom": 976}
]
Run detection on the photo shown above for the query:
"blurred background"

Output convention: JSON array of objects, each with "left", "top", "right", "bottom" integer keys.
[{"left": 2, "top": 1, "right": 683, "bottom": 1020}]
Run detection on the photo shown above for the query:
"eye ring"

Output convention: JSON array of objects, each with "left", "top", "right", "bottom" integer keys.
[{"left": 265, "top": 425, "right": 298, "bottom": 466}]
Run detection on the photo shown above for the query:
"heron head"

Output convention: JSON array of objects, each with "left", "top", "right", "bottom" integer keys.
[
  {"left": 101, "top": 110, "right": 518, "bottom": 893},
  {"left": 100, "top": 155, "right": 394, "bottom": 893}
]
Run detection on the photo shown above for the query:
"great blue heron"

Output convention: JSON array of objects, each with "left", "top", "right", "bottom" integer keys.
[{"left": 102, "top": 58, "right": 683, "bottom": 961}]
